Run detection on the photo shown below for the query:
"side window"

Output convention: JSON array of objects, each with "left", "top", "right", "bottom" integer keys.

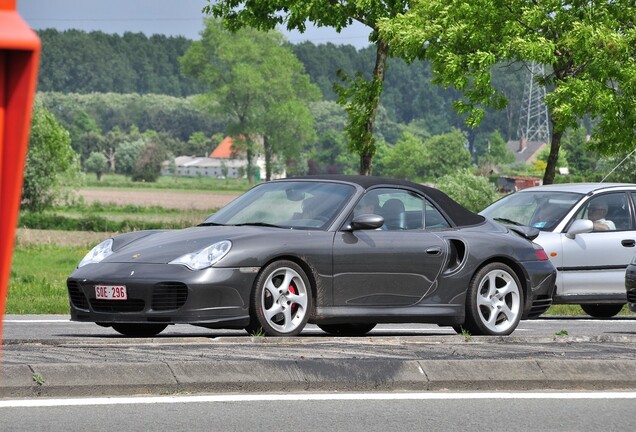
[
  {"left": 574, "top": 193, "right": 630, "bottom": 232},
  {"left": 353, "top": 188, "right": 449, "bottom": 231}
]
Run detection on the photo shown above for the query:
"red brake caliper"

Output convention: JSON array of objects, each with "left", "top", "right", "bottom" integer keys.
[{"left": 289, "top": 284, "right": 298, "bottom": 315}]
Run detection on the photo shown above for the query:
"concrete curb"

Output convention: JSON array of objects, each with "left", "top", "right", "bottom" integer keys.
[{"left": 3, "top": 359, "right": 636, "bottom": 398}]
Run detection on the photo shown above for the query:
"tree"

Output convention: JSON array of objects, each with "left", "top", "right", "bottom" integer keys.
[
  {"left": 180, "top": 19, "right": 320, "bottom": 182},
  {"left": 205, "top": 0, "right": 411, "bottom": 175},
  {"left": 424, "top": 129, "right": 472, "bottom": 179},
  {"left": 380, "top": 0, "right": 636, "bottom": 184},
  {"left": 475, "top": 131, "right": 515, "bottom": 167},
  {"left": 84, "top": 152, "right": 108, "bottom": 181},
  {"left": 132, "top": 142, "right": 168, "bottom": 182},
  {"left": 437, "top": 169, "right": 499, "bottom": 213},
  {"left": 115, "top": 139, "right": 146, "bottom": 176},
  {"left": 22, "top": 103, "right": 82, "bottom": 211},
  {"left": 381, "top": 132, "right": 428, "bottom": 180}
]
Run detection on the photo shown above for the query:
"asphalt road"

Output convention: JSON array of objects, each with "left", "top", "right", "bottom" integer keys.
[
  {"left": 3, "top": 314, "right": 636, "bottom": 340},
  {"left": 2, "top": 392, "right": 636, "bottom": 432}
]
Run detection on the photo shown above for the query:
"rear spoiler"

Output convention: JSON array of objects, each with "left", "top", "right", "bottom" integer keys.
[{"left": 508, "top": 225, "right": 540, "bottom": 241}]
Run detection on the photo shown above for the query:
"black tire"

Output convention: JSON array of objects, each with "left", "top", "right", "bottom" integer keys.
[
  {"left": 318, "top": 323, "right": 376, "bottom": 336},
  {"left": 580, "top": 303, "right": 624, "bottom": 318},
  {"left": 462, "top": 262, "right": 524, "bottom": 336},
  {"left": 250, "top": 260, "right": 312, "bottom": 336},
  {"left": 111, "top": 323, "right": 168, "bottom": 337}
]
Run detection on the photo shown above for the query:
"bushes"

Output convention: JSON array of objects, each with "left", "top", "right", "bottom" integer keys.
[
  {"left": 18, "top": 211, "right": 190, "bottom": 232},
  {"left": 437, "top": 169, "right": 500, "bottom": 212}
]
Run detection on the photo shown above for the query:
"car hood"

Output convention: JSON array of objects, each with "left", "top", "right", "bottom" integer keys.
[{"left": 103, "top": 225, "right": 280, "bottom": 264}]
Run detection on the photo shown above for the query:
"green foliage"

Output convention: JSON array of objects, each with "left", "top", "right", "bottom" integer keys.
[
  {"left": 132, "top": 142, "right": 168, "bottom": 182},
  {"left": 8, "top": 244, "right": 84, "bottom": 314},
  {"left": 22, "top": 103, "right": 83, "bottom": 212},
  {"left": 437, "top": 169, "right": 499, "bottom": 213},
  {"left": 380, "top": 132, "right": 428, "bottom": 180},
  {"left": 475, "top": 131, "right": 515, "bottom": 166},
  {"left": 561, "top": 127, "right": 598, "bottom": 176},
  {"left": 206, "top": 0, "right": 411, "bottom": 174},
  {"left": 380, "top": 0, "right": 636, "bottom": 184},
  {"left": 84, "top": 152, "right": 108, "bottom": 181},
  {"left": 18, "top": 211, "right": 192, "bottom": 232},
  {"left": 36, "top": 29, "right": 205, "bottom": 96},
  {"left": 180, "top": 19, "right": 320, "bottom": 181},
  {"left": 424, "top": 130, "right": 472, "bottom": 179},
  {"left": 115, "top": 139, "right": 146, "bottom": 176}
]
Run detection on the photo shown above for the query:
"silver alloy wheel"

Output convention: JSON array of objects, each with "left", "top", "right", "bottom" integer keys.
[
  {"left": 476, "top": 269, "right": 521, "bottom": 334},
  {"left": 260, "top": 266, "right": 309, "bottom": 334}
]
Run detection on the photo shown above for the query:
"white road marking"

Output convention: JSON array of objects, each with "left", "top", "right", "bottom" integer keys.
[{"left": 1, "top": 392, "right": 635, "bottom": 408}]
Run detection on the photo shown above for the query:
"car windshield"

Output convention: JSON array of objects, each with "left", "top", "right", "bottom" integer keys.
[
  {"left": 203, "top": 181, "right": 356, "bottom": 230},
  {"left": 480, "top": 191, "right": 583, "bottom": 231}
]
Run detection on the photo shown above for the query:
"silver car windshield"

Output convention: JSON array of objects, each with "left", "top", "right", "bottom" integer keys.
[
  {"left": 480, "top": 191, "right": 583, "bottom": 231},
  {"left": 204, "top": 181, "right": 356, "bottom": 230}
]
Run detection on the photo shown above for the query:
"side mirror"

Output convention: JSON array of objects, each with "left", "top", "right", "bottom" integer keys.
[
  {"left": 565, "top": 219, "right": 593, "bottom": 239},
  {"left": 346, "top": 214, "right": 384, "bottom": 231}
]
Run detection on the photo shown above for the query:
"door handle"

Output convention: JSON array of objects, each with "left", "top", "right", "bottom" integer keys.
[
  {"left": 426, "top": 246, "right": 442, "bottom": 255},
  {"left": 622, "top": 239, "right": 636, "bottom": 247}
]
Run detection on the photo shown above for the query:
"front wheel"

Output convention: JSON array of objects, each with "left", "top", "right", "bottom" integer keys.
[
  {"left": 250, "top": 260, "right": 312, "bottom": 336},
  {"left": 580, "top": 303, "right": 624, "bottom": 318},
  {"left": 111, "top": 323, "right": 168, "bottom": 337},
  {"left": 462, "top": 263, "right": 523, "bottom": 336},
  {"left": 318, "top": 323, "right": 376, "bottom": 336}
]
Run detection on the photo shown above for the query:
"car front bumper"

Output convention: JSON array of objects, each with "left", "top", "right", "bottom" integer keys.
[
  {"left": 625, "top": 263, "right": 636, "bottom": 313},
  {"left": 67, "top": 262, "right": 259, "bottom": 327}
]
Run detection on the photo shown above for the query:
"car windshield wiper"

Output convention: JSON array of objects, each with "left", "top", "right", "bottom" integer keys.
[
  {"left": 198, "top": 222, "right": 225, "bottom": 227},
  {"left": 233, "top": 222, "right": 284, "bottom": 228},
  {"left": 493, "top": 217, "right": 524, "bottom": 226}
]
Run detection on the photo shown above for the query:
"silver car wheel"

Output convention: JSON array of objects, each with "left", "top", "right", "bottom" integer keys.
[
  {"left": 253, "top": 261, "right": 311, "bottom": 336},
  {"left": 476, "top": 269, "right": 521, "bottom": 334}
]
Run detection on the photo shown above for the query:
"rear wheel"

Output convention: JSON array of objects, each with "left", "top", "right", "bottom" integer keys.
[
  {"left": 250, "top": 260, "right": 312, "bottom": 336},
  {"left": 462, "top": 263, "right": 523, "bottom": 336},
  {"left": 318, "top": 323, "right": 376, "bottom": 336},
  {"left": 111, "top": 323, "right": 167, "bottom": 337},
  {"left": 580, "top": 303, "right": 624, "bottom": 318}
]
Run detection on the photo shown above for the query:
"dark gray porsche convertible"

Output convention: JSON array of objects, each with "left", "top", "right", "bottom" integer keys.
[{"left": 67, "top": 175, "right": 556, "bottom": 337}]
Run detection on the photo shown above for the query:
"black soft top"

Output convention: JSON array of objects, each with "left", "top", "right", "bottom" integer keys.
[{"left": 289, "top": 175, "right": 486, "bottom": 227}]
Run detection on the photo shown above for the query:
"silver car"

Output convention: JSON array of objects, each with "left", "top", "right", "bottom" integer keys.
[{"left": 481, "top": 183, "right": 636, "bottom": 318}]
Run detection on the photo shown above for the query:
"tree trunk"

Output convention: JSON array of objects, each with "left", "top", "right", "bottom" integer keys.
[
  {"left": 263, "top": 135, "right": 272, "bottom": 181},
  {"left": 359, "top": 38, "right": 389, "bottom": 176},
  {"left": 543, "top": 128, "right": 563, "bottom": 185}
]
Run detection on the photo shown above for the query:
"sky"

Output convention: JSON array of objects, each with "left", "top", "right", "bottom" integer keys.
[{"left": 16, "top": 0, "right": 373, "bottom": 49}]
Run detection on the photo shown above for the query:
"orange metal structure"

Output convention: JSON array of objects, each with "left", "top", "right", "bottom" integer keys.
[{"left": 0, "top": 0, "right": 41, "bottom": 351}]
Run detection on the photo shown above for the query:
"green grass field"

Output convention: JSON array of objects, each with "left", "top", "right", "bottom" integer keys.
[{"left": 7, "top": 244, "right": 85, "bottom": 314}]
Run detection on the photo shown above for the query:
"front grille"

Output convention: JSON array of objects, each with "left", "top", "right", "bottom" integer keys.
[
  {"left": 152, "top": 282, "right": 188, "bottom": 311},
  {"left": 67, "top": 280, "right": 89, "bottom": 310},
  {"left": 528, "top": 295, "right": 552, "bottom": 318},
  {"left": 90, "top": 299, "right": 145, "bottom": 313}
]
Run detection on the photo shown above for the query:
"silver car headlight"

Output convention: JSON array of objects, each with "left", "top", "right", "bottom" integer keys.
[
  {"left": 78, "top": 239, "right": 114, "bottom": 268},
  {"left": 169, "top": 240, "right": 232, "bottom": 270}
]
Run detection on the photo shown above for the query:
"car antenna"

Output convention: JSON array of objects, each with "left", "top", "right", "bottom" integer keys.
[{"left": 600, "top": 146, "right": 636, "bottom": 183}]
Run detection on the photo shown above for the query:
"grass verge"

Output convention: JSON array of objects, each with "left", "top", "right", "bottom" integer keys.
[{"left": 7, "top": 244, "right": 85, "bottom": 314}]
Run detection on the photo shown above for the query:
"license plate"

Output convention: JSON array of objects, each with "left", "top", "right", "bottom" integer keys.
[{"left": 95, "top": 285, "right": 128, "bottom": 300}]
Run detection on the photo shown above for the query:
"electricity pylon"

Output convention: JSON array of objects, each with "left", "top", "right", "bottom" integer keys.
[{"left": 517, "top": 62, "right": 550, "bottom": 143}]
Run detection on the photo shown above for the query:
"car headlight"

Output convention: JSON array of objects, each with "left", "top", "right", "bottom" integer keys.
[
  {"left": 169, "top": 240, "right": 232, "bottom": 270},
  {"left": 78, "top": 239, "right": 114, "bottom": 268}
]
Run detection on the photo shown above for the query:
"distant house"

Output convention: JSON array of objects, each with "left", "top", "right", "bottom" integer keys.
[
  {"left": 161, "top": 155, "right": 245, "bottom": 178},
  {"left": 506, "top": 138, "right": 547, "bottom": 165},
  {"left": 162, "top": 136, "right": 285, "bottom": 180},
  {"left": 497, "top": 176, "right": 542, "bottom": 193}
]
